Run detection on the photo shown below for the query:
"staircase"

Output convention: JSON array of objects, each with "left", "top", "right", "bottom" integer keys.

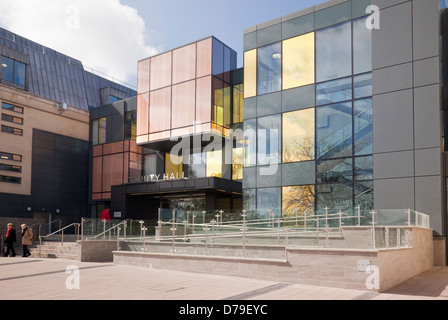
[{"left": 29, "top": 241, "right": 79, "bottom": 260}]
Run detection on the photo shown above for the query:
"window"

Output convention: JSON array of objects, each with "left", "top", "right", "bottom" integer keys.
[
  {"left": 354, "top": 98, "right": 373, "bottom": 155},
  {"left": 165, "top": 153, "right": 183, "bottom": 177},
  {"left": 354, "top": 156, "right": 373, "bottom": 181},
  {"left": 282, "top": 185, "right": 315, "bottom": 216},
  {"left": 282, "top": 108, "right": 315, "bottom": 163},
  {"left": 0, "top": 163, "right": 21, "bottom": 173},
  {"left": 257, "top": 114, "right": 281, "bottom": 166},
  {"left": 316, "top": 21, "right": 352, "bottom": 82},
  {"left": 316, "top": 182, "right": 353, "bottom": 214},
  {"left": 1, "top": 56, "right": 26, "bottom": 86},
  {"left": 206, "top": 150, "right": 222, "bottom": 178},
  {"left": 213, "top": 79, "right": 231, "bottom": 127},
  {"left": 354, "top": 73, "right": 372, "bottom": 99},
  {"left": 316, "top": 77, "right": 352, "bottom": 106},
  {"left": 92, "top": 117, "right": 106, "bottom": 145},
  {"left": 0, "top": 152, "right": 21, "bottom": 162},
  {"left": 353, "top": 17, "right": 372, "bottom": 75},
  {"left": 2, "top": 102, "right": 23, "bottom": 114},
  {"left": 244, "top": 50, "right": 257, "bottom": 98},
  {"left": 2, "top": 113, "right": 23, "bottom": 125},
  {"left": 282, "top": 32, "right": 315, "bottom": 90},
  {"left": 257, "top": 42, "right": 282, "bottom": 95},
  {"left": 109, "top": 96, "right": 121, "bottom": 103},
  {"left": 316, "top": 102, "right": 353, "bottom": 159},
  {"left": 232, "top": 84, "right": 244, "bottom": 123},
  {"left": 257, "top": 187, "right": 281, "bottom": 218},
  {"left": 316, "top": 158, "right": 353, "bottom": 183},
  {"left": 0, "top": 175, "right": 21, "bottom": 184},
  {"left": 232, "top": 146, "right": 243, "bottom": 180},
  {"left": 125, "top": 110, "right": 137, "bottom": 140},
  {"left": 1, "top": 125, "right": 23, "bottom": 136},
  {"left": 184, "top": 152, "right": 206, "bottom": 179}
]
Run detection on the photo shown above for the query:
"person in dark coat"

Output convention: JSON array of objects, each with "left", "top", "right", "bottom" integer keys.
[{"left": 3, "top": 223, "right": 16, "bottom": 257}]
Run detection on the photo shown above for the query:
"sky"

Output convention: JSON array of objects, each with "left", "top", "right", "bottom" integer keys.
[{"left": 0, "top": 0, "right": 324, "bottom": 88}]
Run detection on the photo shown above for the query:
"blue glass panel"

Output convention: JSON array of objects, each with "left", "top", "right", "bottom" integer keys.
[
  {"left": 257, "top": 42, "right": 282, "bottom": 95},
  {"left": 243, "top": 188, "right": 256, "bottom": 210},
  {"left": 257, "top": 187, "right": 281, "bottom": 218},
  {"left": 354, "top": 180, "right": 374, "bottom": 212},
  {"left": 243, "top": 118, "right": 257, "bottom": 167},
  {"left": 316, "top": 182, "right": 353, "bottom": 214},
  {"left": 212, "top": 38, "right": 224, "bottom": 76},
  {"left": 353, "top": 17, "right": 372, "bottom": 74},
  {"left": 354, "top": 98, "right": 373, "bottom": 155},
  {"left": 354, "top": 156, "right": 373, "bottom": 180},
  {"left": 316, "top": 102, "right": 353, "bottom": 159},
  {"left": 316, "top": 158, "right": 353, "bottom": 183},
  {"left": 316, "top": 77, "right": 352, "bottom": 106},
  {"left": 354, "top": 73, "right": 372, "bottom": 99},
  {"left": 1, "top": 57, "right": 14, "bottom": 83},
  {"left": 316, "top": 22, "right": 352, "bottom": 82},
  {"left": 13, "top": 60, "right": 26, "bottom": 86},
  {"left": 257, "top": 114, "right": 281, "bottom": 166}
]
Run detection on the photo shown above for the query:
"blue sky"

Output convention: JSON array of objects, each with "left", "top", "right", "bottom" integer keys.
[{"left": 122, "top": 0, "right": 323, "bottom": 68}]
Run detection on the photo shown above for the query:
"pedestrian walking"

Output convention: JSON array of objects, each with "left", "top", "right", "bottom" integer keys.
[
  {"left": 3, "top": 223, "right": 16, "bottom": 257},
  {"left": 21, "top": 224, "right": 33, "bottom": 257}
]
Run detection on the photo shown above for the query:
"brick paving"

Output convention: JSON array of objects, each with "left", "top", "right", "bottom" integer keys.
[{"left": 0, "top": 257, "right": 447, "bottom": 301}]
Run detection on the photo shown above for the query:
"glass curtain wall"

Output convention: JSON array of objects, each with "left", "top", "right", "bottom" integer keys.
[{"left": 242, "top": 14, "right": 373, "bottom": 217}]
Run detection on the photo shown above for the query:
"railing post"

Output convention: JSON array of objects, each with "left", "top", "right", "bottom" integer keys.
[
  {"left": 407, "top": 209, "right": 411, "bottom": 226},
  {"left": 370, "top": 210, "right": 376, "bottom": 249},
  {"left": 202, "top": 210, "right": 206, "bottom": 224},
  {"left": 171, "top": 209, "right": 176, "bottom": 254},
  {"left": 204, "top": 223, "right": 209, "bottom": 256},
  {"left": 242, "top": 209, "right": 247, "bottom": 258},
  {"left": 357, "top": 205, "right": 361, "bottom": 226},
  {"left": 385, "top": 227, "right": 389, "bottom": 249},
  {"left": 117, "top": 226, "right": 121, "bottom": 251},
  {"left": 39, "top": 236, "right": 41, "bottom": 258},
  {"left": 81, "top": 218, "right": 84, "bottom": 241},
  {"left": 142, "top": 226, "right": 147, "bottom": 253},
  {"left": 324, "top": 206, "right": 329, "bottom": 227}
]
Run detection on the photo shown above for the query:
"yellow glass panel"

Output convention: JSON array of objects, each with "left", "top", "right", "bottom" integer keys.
[
  {"left": 282, "top": 108, "right": 315, "bottom": 163},
  {"left": 165, "top": 153, "right": 183, "bottom": 177},
  {"left": 282, "top": 32, "right": 315, "bottom": 90},
  {"left": 232, "top": 147, "right": 243, "bottom": 180},
  {"left": 233, "top": 84, "right": 244, "bottom": 123},
  {"left": 206, "top": 150, "right": 222, "bottom": 177},
  {"left": 282, "top": 185, "right": 315, "bottom": 217},
  {"left": 244, "top": 50, "right": 257, "bottom": 98}
]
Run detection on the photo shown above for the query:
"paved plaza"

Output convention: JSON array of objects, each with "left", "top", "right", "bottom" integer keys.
[{"left": 0, "top": 257, "right": 447, "bottom": 301}]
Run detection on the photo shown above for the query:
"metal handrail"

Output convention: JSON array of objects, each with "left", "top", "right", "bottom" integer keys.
[
  {"left": 85, "top": 220, "right": 127, "bottom": 240},
  {"left": 38, "top": 223, "right": 80, "bottom": 258}
]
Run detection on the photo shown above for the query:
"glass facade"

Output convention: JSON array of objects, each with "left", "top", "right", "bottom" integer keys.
[
  {"left": 136, "top": 37, "right": 237, "bottom": 145},
  {"left": 243, "top": 11, "right": 373, "bottom": 217}
]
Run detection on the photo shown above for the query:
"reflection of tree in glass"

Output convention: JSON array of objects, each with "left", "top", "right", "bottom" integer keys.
[
  {"left": 283, "top": 135, "right": 315, "bottom": 163},
  {"left": 282, "top": 185, "right": 315, "bottom": 220}
]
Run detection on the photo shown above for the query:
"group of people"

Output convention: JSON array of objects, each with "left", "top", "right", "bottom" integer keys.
[{"left": 2, "top": 223, "right": 34, "bottom": 257}]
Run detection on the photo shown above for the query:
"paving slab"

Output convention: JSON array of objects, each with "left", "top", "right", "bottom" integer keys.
[{"left": 0, "top": 257, "right": 447, "bottom": 303}]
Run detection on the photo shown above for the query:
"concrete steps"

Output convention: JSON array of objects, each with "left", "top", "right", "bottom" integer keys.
[{"left": 29, "top": 241, "right": 79, "bottom": 260}]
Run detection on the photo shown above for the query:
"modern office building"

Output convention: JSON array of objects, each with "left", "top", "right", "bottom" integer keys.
[
  {"left": 91, "top": 37, "right": 245, "bottom": 221},
  {"left": 239, "top": 0, "right": 446, "bottom": 239},
  {"left": 0, "top": 0, "right": 446, "bottom": 260}
]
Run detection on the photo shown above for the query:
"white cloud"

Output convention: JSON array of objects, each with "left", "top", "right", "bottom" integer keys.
[{"left": 0, "top": 0, "right": 161, "bottom": 87}]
